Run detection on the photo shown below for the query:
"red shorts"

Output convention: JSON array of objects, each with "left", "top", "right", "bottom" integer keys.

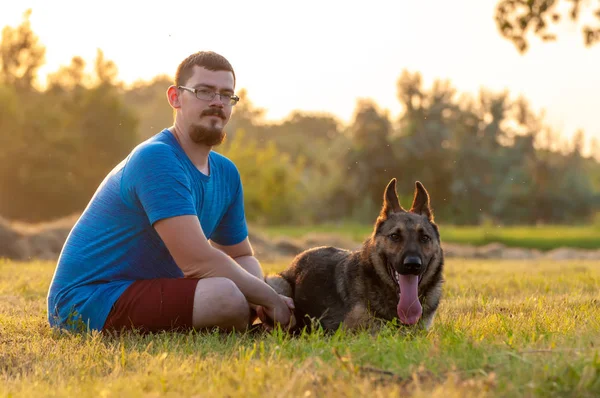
[{"left": 102, "top": 278, "right": 200, "bottom": 334}]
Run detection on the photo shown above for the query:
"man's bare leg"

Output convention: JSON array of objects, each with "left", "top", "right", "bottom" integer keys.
[{"left": 192, "top": 277, "right": 251, "bottom": 332}]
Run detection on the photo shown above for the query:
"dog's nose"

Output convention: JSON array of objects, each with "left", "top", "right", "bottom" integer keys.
[{"left": 399, "top": 256, "right": 423, "bottom": 275}]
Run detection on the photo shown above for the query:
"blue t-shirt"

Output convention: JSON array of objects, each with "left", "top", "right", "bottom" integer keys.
[{"left": 47, "top": 129, "right": 248, "bottom": 331}]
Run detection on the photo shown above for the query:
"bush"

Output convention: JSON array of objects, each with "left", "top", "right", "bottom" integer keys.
[{"left": 216, "top": 130, "right": 307, "bottom": 225}]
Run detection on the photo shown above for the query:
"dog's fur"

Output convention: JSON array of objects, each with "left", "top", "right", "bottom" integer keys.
[{"left": 265, "top": 178, "right": 444, "bottom": 332}]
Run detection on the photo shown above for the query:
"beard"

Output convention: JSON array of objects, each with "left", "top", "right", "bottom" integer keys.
[
  {"left": 189, "top": 123, "right": 226, "bottom": 146},
  {"left": 189, "top": 108, "right": 227, "bottom": 146}
]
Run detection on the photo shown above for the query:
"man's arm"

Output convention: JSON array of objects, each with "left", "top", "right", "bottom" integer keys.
[
  {"left": 210, "top": 238, "right": 265, "bottom": 324},
  {"left": 153, "top": 215, "right": 290, "bottom": 325},
  {"left": 210, "top": 238, "right": 264, "bottom": 281}
]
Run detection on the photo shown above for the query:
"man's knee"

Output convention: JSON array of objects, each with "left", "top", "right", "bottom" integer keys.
[
  {"left": 214, "top": 278, "right": 250, "bottom": 328},
  {"left": 193, "top": 277, "right": 250, "bottom": 331}
]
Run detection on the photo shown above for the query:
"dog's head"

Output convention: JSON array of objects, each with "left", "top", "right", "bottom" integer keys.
[{"left": 370, "top": 178, "right": 442, "bottom": 325}]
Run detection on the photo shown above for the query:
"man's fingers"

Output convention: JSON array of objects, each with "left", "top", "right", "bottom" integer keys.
[
  {"left": 280, "top": 295, "right": 295, "bottom": 310},
  {"left": 258, "top": 297, "right": 296, "bottom": 332}
]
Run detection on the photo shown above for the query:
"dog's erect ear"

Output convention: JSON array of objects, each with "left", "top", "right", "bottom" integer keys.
[
  {"left": 380, "top": 178, "right": 405, "bottom": 217},
  {"left": 410, "top": 181, "right": 434, "bottom": 221}
]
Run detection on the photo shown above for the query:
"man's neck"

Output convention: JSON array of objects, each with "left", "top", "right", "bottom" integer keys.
[{"left": 168, "top": 124, "right": 211, "bottom": 175}]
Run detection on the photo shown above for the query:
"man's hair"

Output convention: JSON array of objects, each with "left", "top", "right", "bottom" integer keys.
[{"left": 174, "top": 51, "right": 236, "bottom": 87}]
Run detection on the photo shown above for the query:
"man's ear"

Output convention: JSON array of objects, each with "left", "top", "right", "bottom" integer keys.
[{"left": 167, "top": 85, "right": 182, "bottom": 109}]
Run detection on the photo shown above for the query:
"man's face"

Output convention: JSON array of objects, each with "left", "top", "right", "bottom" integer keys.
[{"left": 178, "top": 66, "right": 235, "bottom": 146}]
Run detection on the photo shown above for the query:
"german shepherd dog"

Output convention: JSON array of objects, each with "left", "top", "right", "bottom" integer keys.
[{"left": 265, "top": 178, "right": 444, "bottom": 332}]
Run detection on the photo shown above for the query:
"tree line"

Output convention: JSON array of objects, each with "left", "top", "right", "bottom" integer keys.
[{"left": 1, "top": 10, "right": 599, "bottom": 225}]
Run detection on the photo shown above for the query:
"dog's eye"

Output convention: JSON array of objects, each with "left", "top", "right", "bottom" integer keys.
[
  {"left": 420, "top": 235, "right": 430, "bottom": 243},
  {"left": 389, "top": 233, "right": 401, "bottom": 241}
]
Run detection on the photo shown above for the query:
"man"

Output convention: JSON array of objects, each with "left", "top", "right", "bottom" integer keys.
[{"left": 47, "top": 51, "right": 294, "bottom": 334}]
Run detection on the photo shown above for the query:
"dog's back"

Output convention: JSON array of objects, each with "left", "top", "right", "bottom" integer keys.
[{"left": 267, "top": 246, "right": 354, "bottom": 330}]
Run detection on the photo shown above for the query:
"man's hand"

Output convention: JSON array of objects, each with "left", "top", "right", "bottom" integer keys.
[{"left": 256, "top": 294, "right": 296, "bottom": 331}]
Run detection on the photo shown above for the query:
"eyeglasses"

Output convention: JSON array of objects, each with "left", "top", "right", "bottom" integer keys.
[{"left": 178, "top": 86, "right": 240, "bottom": 106}]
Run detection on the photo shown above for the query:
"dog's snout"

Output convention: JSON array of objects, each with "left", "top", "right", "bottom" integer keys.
[
  {"left": 395, "top": 255, "right": 423, "bottom": 275},
  {"left": 404, "top": 256, "right": 422, "bottom": 266}
]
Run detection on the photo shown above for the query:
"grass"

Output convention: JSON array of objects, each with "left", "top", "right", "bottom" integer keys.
[
  {"left": 1, "top": 257, "right": 599, "bottom": 397},
  {"left": 257, "top": 222, "right": 600, "bottom": 251}
]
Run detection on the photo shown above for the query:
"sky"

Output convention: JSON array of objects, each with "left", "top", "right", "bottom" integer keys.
[{"left": 1, "top": 0, "right": 599, "bottom": 151}]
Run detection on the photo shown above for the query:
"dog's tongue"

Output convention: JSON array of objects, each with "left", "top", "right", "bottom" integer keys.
[{"left": 397, "top": 274, "right": 422, "bottom": 325}]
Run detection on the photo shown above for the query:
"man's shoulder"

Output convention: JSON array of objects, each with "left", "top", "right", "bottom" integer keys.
[
  {"left": 133, "top": 132, "right": 178, "bottom": 157},
  {"left": 127, "top": 132, "right": 182, "bottom": 168},
  {"left": 210, "top": 150, "right": 240, "bottom": 176},
  {"left": 120, "top": 132, "right": 190, "bottom": 190},
  {"left": 210, "top": 150, "right": 235, "bottom": 166}
]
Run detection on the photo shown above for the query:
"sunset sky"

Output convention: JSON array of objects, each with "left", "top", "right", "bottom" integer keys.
[{"left": 2, "top": 0, "right": 599, "bottom": 150}]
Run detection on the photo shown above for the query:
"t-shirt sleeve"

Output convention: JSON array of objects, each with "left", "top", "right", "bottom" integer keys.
[
  {"left": 121, "top": 143, "right": 197, "bottom": 225},
  {"left": 210, "top": 168, "right": 248, "bottom": 246}
]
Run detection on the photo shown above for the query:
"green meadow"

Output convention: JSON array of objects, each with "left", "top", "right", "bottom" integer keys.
[
  {"left": 1, "top": 257, "right": 599, "bottom": 397},
  {"left": 259, "top": 223, "right": 600, "bottom": 251}
]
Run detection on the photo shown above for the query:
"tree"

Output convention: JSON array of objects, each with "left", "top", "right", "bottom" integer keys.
[
  {"left": 0, "top": 9, "right": 45, "bottom": 91},
  {"left": 264, "top": 110, "right": 341, "bottom": 166},
  {"left": 215, "top": 131, "right": 306, "bottom": 225},
  {"left": 224, "top": 88, "right": 268, "bottom": 143},
  {"left": 0, "top": 13, "right": 139, "bottom": 221},
  {"left": 339, "top": 100, "right": 396, "bottom": 221},
  {"left": 495, "top": 0, "right": 600, "bottom": 53},
  {"left": 394, "top": 71, "right": 458, "bottom": 220},
  {"left": 47, "top": 56, "right": 89, "bottom": 90},
  {"left": 124, "top": 74, "right": 173, "bottom": 139}
]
